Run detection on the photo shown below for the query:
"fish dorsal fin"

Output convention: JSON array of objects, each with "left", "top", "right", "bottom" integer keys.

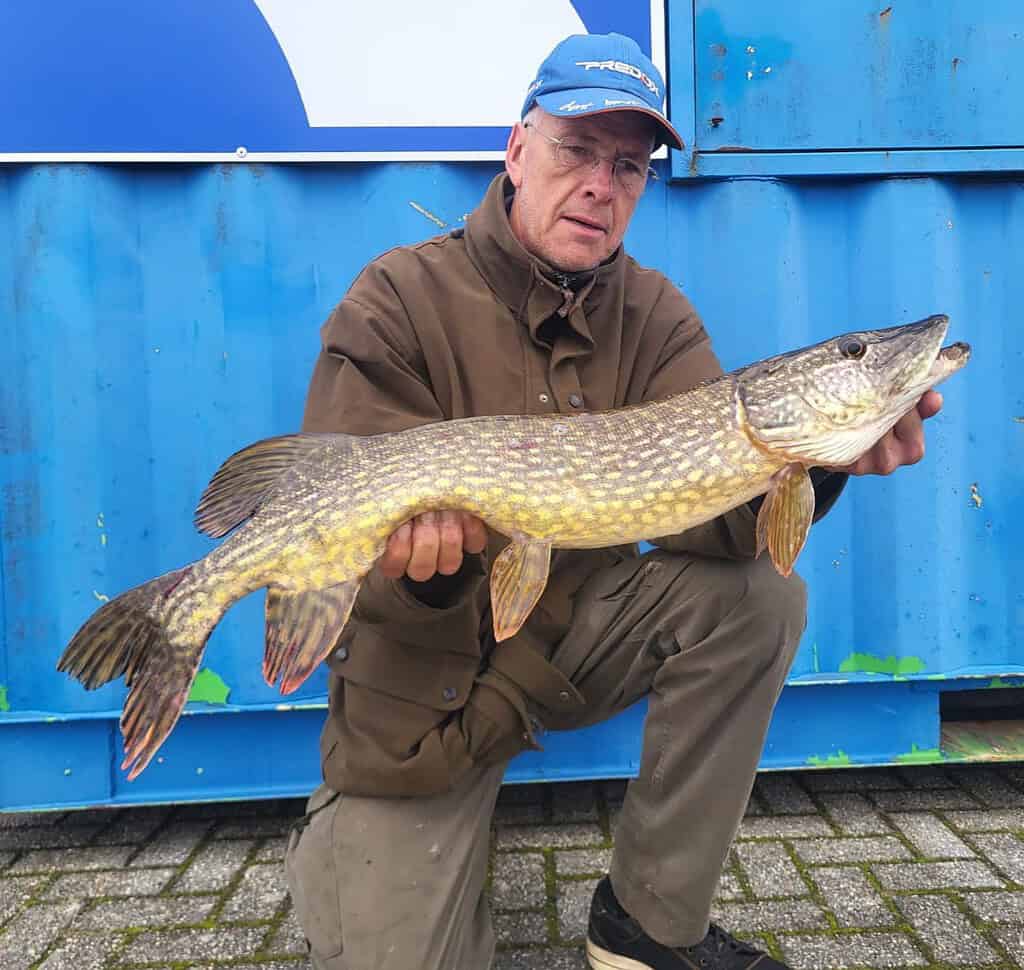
[
  {"left": 194, "top": 433, "right": 334, "bottom": 538},
  {"left": 490, "top": 538, "right": 552, "bottom": 641},
  {"left": 264, "top": 582, "right": 360, "bottom": 694},
  {"left": 756, "top": 463, "right": 815, "bottom": 577}
]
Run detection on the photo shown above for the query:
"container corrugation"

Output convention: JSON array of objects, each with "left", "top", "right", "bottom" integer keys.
[{"left": 0, "top": 161, "right": 1020, "bottom": 808}]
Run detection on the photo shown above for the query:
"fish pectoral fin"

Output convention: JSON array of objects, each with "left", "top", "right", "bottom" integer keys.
[
  {"left": 489, "top": 538, "right": 552, "bottom": 642},
  {"left": 264, "top": 582, "right": 360, "bottom": 694},
  {"left": 194, "top": 432, "right": 344, "bottom": 538},
  {"left": 756, "top": 463, "right": 815, "bottom": 577}
]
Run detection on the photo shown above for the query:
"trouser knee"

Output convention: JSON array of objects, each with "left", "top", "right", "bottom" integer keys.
[
  {"left": 738, "top": 554, "right": 808, "bottom": 644},
  {"left": 657, "top": 550, "right": 807, "bottom": 671},
  {"left": 729, "top": 555, "right": 806, "bottom": 672}
]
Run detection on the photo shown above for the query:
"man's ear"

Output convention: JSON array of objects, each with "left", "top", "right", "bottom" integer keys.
[{"left": 505, "top": 123, "right": 526, "bottom": 189}]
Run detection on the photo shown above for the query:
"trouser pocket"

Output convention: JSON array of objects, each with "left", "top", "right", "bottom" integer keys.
[{"left": 284, "top": 785, "right": 344, "bottom": 962}]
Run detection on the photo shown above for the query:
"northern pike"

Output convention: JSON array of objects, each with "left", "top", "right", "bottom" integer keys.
[{"left": 58, "top": 314, "right": 970, "bottom": 779}]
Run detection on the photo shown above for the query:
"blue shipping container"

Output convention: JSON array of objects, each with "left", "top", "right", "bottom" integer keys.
[{"left": 1, "top": 0, "right": 1023, "bottom": 810}]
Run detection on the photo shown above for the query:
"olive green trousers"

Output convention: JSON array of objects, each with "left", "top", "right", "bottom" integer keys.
[{"left": 285, "top": 550, "right": 806, "bottom": 969}]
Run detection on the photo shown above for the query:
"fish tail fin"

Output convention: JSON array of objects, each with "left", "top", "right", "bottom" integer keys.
[{"left": 56, "top": 565, "right": 223, "bottom": 780}]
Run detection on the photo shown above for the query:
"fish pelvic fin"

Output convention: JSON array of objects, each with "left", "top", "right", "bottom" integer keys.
[
  {"left": 264, "top": 582, "right": 361, "bottom": 694},
  {"left": 194, "top": 433, "right": 343, "bottom": 538},
  {"left": 56, "top": 565, "right": 220, "bottom": 781},
  {"left": 489, "top": 538, "right": 552, "bottom": 642},
  {"left": 756, "top": 463, "right": 815, "bottom": 577}
]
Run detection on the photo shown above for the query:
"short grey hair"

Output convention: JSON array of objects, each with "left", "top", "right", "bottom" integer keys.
[{"left": 522, "top": 105, "right": 544, "bottom": 128}]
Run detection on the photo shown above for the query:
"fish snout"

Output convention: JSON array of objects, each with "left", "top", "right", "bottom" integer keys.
[{"left": 930, "top": 340, "right": 971, "bottom": 381}]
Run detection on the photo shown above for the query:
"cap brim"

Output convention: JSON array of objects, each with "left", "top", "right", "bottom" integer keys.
[{"left": 534, "top": 89, "right": 684, "bottom": 150}]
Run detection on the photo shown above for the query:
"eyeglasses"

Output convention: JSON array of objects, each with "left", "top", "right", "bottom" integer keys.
[{"left": 523, "top": 122, "right": 658, "bottom": 196}]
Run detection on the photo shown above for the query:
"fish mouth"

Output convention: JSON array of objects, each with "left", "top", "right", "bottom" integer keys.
[
  {"left": 931, "top": 340, "right": 971, "bottom": 381},
  {"left": 887, "top": 314, "right": 969, "bottom": 391}
]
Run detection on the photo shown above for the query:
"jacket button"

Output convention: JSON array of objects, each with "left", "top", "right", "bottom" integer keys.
[
  {"left": 559, "top": 690, "right": 571, "bottom": 703},
  {"left": 538, "top": 392, "right": 550, "bottom": 404},
  {"left": 334, "top": 646, "right": 349, "bottom": 662},
  {"left": 442, "top": 686, "right": 457, "bottom": 702},
  {"left": 569, "top": 394, "right": 583, "bottom": 408}
]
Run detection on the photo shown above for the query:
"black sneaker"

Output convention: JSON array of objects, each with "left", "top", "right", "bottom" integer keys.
[{"left": 586, "top": 876, "right": 790, "bottom": 970}]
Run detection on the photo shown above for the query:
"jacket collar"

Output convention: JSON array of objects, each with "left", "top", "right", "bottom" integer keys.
[{"left": 465, "top": 174, "right": 624, "bottom": 347}]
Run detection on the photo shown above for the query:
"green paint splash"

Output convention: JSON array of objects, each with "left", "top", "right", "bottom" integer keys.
[
  {"left": 838, "top": 652, "right": 926, "bottom": 677},
  {"left": 0, "top": 686, "right": 8, "bottom": 713},
  {"left": 187, "top": 669, "right": 231, "bottom": 705},
  {"left": 988, "top": 677, "right": 1024, "bottom": 689},
  {"left": 807, "top": 750, "right": 851, "bottom": 767},
  {"left": 895, "top": 744, "right": 945, "bottom": 764}
]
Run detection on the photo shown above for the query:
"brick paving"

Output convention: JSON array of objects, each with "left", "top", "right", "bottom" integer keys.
[{"left": 2, "top": 764, "right": 1024, "bottom": 968}]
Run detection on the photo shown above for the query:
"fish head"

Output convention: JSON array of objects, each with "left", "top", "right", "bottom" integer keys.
[{"left": 736, "top": 314, "right": 970, "bottom": 467}]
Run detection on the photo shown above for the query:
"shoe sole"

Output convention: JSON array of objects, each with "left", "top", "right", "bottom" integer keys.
[{"left": 586, "top": 938, "right": 654, "bottom": 970}]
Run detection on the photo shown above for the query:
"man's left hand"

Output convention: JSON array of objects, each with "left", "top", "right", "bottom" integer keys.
[{"left": 837, "top": 390, "right": 943, "bottom": 477}]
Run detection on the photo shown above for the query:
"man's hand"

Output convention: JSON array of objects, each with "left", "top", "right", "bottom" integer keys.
[
  {"left": 378, "top": 510, "right": 489, "bottom": 582},
  {"left": 837, "top": 390, "right": 943, "bottom": 477}
]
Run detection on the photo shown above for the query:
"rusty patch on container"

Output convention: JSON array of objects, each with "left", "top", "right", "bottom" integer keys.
[
  {"left": 952, "top": 57, "right": 961, "bottom": 72},
  {"left": 879, "top": 6, "right": 893, "bottom": 20},
  {"left": 709, "top": 117, "right": 724, "bottom": 128},
  {"left": 709, "top": 43, "right": 727, "bottom": 56},
  {"left": 942, "top": 720, "right": 1024, "bottom": 763},
  {"left": 716, "top": 145, "right": 753, "bottom": 153}
]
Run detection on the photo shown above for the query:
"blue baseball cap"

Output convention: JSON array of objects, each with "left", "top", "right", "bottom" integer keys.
[{"left": 521, "top": 33, "right": 683, "bottom": 150}]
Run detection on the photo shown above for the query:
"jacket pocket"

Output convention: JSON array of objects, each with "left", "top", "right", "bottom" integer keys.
[
  {"left": 451, "top": 675, "right": 535, "bottom": 769},
  {"left": 595, "top": 555, "right": 664, "bottom": 603},
  {"left": 330, "top": 629, "right": 478, "bottom": 713},
  {"left": 323, "top": 632, "right": 480, "bottom": 797}
]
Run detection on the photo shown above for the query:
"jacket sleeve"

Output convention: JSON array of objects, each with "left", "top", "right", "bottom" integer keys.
[
  {"left": 301, "top": 275, "right": 487, "bottom": 620},
  {"left": 641, "top": 288, "right": 847, "bottom": 560}
]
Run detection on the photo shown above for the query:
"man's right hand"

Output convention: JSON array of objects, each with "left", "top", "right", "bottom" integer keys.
[{"left": 377, "top": 510, "right": 488, "bottom": 582}]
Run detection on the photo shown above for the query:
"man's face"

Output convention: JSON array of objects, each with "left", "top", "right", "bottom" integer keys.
[{"left": 505, "top": 110, "right": 656, "bottom": 273}]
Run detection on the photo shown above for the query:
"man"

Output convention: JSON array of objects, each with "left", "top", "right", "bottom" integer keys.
[{"left": 285, "top": 32, "right": 941, "bottom": 970}]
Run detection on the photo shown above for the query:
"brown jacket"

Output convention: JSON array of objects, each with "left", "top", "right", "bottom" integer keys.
[{"left": 302, "top": 173, "right": 843, "bottom": 797}]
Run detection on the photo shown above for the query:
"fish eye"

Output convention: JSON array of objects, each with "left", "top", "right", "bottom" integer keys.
[{"left": 839, "top": 336, "right": 866, "bottom": 359}]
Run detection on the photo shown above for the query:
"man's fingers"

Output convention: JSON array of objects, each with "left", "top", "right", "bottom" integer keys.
[
  {"left": 407, "top": 511, "right": 441, "bottom": 582},
  {"left": 436, "top": 510, "right": 465, "bottom": 576},
  {"left": 874, "top": 435, "right": 901, "bottom": 475},
  {"left": 378, "top": 522, "right": 412, "bottom": 578},
  {"left": 461, "top": 513, "right": 488, "bottom": 554},
  {"left": 892, "top": 408, "right": 926, "bottom": 466},
  {"left": 892, "top": 408, "right": 921, "bottom": 441},
  {"left": 378, "top": 510, "right": 487, "bottom": 581},
  {"left": 917, "top": 389, "right": 943, "bottom": 420}
]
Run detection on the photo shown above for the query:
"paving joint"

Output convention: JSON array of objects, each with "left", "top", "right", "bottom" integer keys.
[{"left": 3, "top": 765, "right": 1024, "bottom": 969}]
